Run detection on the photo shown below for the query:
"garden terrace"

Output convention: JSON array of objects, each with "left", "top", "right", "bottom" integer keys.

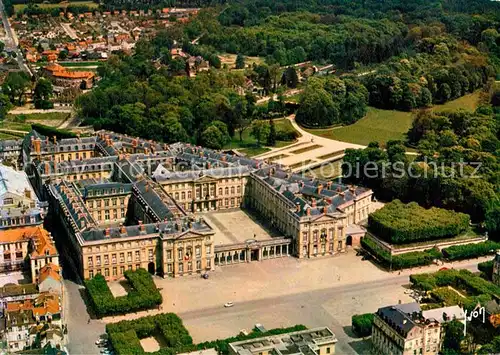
[
  {"left": 85, "top": 269, "right": 162, "bottom": 317},
  {"left": 410, "top": 269, "right": 500, "bottom": 311},
  {"left": 368, "top": 200, "right": 470, "bottom": 244}
]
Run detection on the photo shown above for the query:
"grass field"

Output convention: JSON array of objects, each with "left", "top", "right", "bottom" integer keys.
[
  {"left": 14, "top": 1, "right": 98, "bottom": 11},
  {"left": 219, "top": 53, "right": 264, "bottom": 69},
  {"left": 305, "top": 91, "right": 482, "bottom": 147},
  {"left": 224, "top": 118, "right": 298, "bottom": 157}
]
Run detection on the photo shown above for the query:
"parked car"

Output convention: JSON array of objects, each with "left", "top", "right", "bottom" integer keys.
[
  {"left": 224, "top": 302, "right": 234, "bottom": 308},
  {"left": 202, "top": 273, "right": 209, "bottom": 279}
]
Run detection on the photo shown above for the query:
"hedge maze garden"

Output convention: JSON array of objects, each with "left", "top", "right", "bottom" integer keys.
[{"left": 85, "top": 268, "right": 162, "bottom": 317}]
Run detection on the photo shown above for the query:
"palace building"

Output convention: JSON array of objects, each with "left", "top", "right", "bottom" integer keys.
[{"left": 9, "top": 128, "right": 373, "bottom": 282}]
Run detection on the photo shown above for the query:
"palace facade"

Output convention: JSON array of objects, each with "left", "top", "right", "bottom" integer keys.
[{"left": 8, "top": 128, "right": 373, "bottom": 281}]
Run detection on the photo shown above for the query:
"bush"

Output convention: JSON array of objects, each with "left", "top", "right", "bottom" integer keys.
[
  {"left": 107, "top": 313, "right": 194, "bottom": 355},
  {"left": 351, "top": 313, "right": 373, "bottom": 337},
  {"left": 85, "top": 269, "right": 162, "bottom": 317},
  {"left": 361, "top": 237, "right": 441, "bottom": 270},
  {"left": 276, "top": 127, "right": 299, "bottom": 141},
  {"left": 31, "top": 123, "right": 76, "bottom": 139},
  {"left": 442, "top": 241, "right": 500, "bottom": 261},
  {"left": 368, "top": 200, "right": 470, "bottom": 244},
  {"left": 479, "top": 260, "right": 494, "bottom": 279}
]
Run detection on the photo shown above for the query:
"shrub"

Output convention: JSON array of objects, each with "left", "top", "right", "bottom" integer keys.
[
  {"left": 479, "top": 260, "right": 494, "bottom": 279},
  {"left": 368, "top": 200, "right": 470, "bottom": 244},
  {"left": 107, "top": 313, "right": 194, "bottom": 355},
  {"left": 361, "top": 237, "right": 441, "bottom": 270},
  {"left": 276, "top": 127, "right": 299, "bottom": 141},
  {"left": 85, "top": 269, "right": 162, "bottom": 317},
  {"left": 442, "top": 241, "right": 500, "bottom": 261},
  {"left": 351, "top": 313, "right": 373, "bottom": 337},
  {"left": 31, "top": 123, "right": 76, "bottom": 139}
]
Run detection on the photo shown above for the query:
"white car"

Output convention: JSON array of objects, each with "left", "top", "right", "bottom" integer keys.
[{"left": 224, "top": 302, "right": 234, "bottom": 308}]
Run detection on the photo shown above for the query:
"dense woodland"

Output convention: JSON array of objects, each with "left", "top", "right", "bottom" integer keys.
[{"left": 73, "top": 0, "right": 500, "bottom": 236}]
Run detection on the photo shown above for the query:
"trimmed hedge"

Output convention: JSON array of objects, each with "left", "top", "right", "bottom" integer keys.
[
  {"left": 31, "top": 123, "right": 77, "bottom": 139},
  {"left": 442, "top": 241, "right": 500, "bottom": 261},
  {"left": 85, "top": 268, "right": 162, "bottom": 317},
  {"left": 369, "top": 200, "right": 470, "bottom": 244},
  {"left": 411, "top": 269, "right": 499, "bottom": 311},
  {"left": 361, "top": 237, "right": 441, "bottom": 270},
  {"left": 479, "top": 260, "right": 494, "bottom": 279},
  {"left": 107, "top": 313, "right": 193, "bottom": 355},
  {"left": 351, "top": 313, "right": 373, "bottom": 337},
  {"left": 196, "top": 325, "right": 308, "bottom": 355},
  {"left": 106, "top": 313, "right": 306, "bottom": 355}
]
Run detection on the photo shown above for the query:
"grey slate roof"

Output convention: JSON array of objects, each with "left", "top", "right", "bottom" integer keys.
[{"left": 376, "top": 303, "right": 422, "bottom": 337}]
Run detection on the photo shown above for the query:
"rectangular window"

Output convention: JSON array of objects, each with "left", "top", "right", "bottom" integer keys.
[
  {"left": 179, "top": 263, "right": 184, "bottom": 273},
  {"left": 104, "top": 255, "right": 109, "bottom": 265},
  {"left": 120, "top": 198, "right": 125, "bottom": 206},
  {"left": 89, "top": 270, "right": 94, "bottom": 278},
  {"left": 112, "top": 267, "right": 117, "bottom": 276},
  {"left": 207, "top": 259, "right": 211, "bottom": 268},
  {"left": 188, "top": 191, "right": 192, "bottom": 199},
  {"left": 113, "top": 210, "right": 117, "bottom": 219},
  {"left": 105, "top": 268, "right": 109, "bottom": 277},
  {"left": 178, "top": 249, "right": 183, "bottom": 260},
  {"left": 112, "top": 198, "right": 117, "bottom": 206},
  {"left": 96, "top": 256, "right": 101, "bottom": 266},
  {"left": 120, "top": 253, "right": 124, "bottom": 263},
  {"left": 121, "top": 209, "right": 125, "bottom": 218},
  {"left": 195, "top": 246, "right": 201, "bottom": 257},
  {"left": 167, "top": 263, "right": 172, "bottom": 273},
  {"left": 104, "top": 200, "right": 109, "bottom": 207},
  {"left": 128, "top": 265, "right": 132, "bottom": 271},
  {"left": 196, "top": 260, "right": 201, "bottom": 270},
  {"left": 167, "top": 250, "right": 172, "bottom": 260},
  {"left": 188, "top": 262, "right": 192, "bottom": 272},
  {"left": 88, "top": 256, "right": 93, "bottom": 267},
  {"left": 206, "top": 246, "right": 211, "bottom": 255},
  {"left": 105, "top": 210, "right": 110, "bottom": 220},
  {"left": 120, "top": 266, "right": 124, "bottom": 274},
  {"left": 127, "top": 252, "right": 132, "bottom": 262},
  {"left": 135, "top": 251, "right": 140, "bottom": 260}
]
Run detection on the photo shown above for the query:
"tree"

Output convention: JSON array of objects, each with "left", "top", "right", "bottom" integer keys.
[
  {"left": 0, "top": 94, "right": 12, "bottom": 121},
  {"left": 267, "top": 118, "right": 277, "bottom": 146},
  {"left": 284, "top": 67, "right": 298, "bottom": 88},
  {"left": 33, "top": 78, "right": 53, "bottom": 109},
  {"left": 296, "top": 78, "right": 338, "bottom": 127},
  {"left": 58, "top": 50, "right": 68, "bottom": 60},
  {"left": 251, "top": 120, "right": 270, "bottom": 145},
  {"left": 235, "top": 54, "right": 245, "bottom": 69},
  {"left": 443, "top": 320, "right": 465, "bottom": 353},
  {"left": 201, "top": 125, "right": 225, "bottom": 149},
  {"left": 2, "top": 71, "right": 30, "bottom": 105}
]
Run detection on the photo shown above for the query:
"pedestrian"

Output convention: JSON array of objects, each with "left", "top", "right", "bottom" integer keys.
[{"left": 87, "top": 318, "right": 90, "bottom": 324}]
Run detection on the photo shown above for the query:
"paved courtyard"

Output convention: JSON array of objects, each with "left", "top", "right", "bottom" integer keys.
[
  {"left": 99, "top": 253, "right": 489, "bottom": 354},
  {"left": 202, "top": 209, "right": 279, "bottom": 246}
]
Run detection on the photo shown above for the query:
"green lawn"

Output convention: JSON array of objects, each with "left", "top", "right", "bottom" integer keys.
[
  {"left": 305, "top": 91, "right": 482, "bottom": 147},
  {"left": 224, "top": 118, "right": 298, "bottom": 156},
  {"left": 6, "top": 112, "right": 70, "bottom": 122},
  {"left": 0, "top": 132, "right": 20, "bottom": 140},
  {"left": 14, "top": 1, "right": 98, "bottom": 11}
]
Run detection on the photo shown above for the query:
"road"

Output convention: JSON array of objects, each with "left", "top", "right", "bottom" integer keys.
[
  {"left": 0, "top": 0, "right": 31, "bottom": 75},
  {"left": 94, "top": 253, "right": 488, "bottom": 355}
]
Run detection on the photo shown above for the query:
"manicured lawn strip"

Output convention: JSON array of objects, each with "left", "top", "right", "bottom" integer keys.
[
  {"left": 85, "top": 269, "right": 162, "bottom": 317},
  {"left": 14, "top": 1, "right": 98, "bottom": 11},
  {"left": 289, "top": 144, "right": 322, "bottom": 154},
  {"left": 6, "top": 112, "right": 70, "bottom": 121},
  {"left": 317, "top": 150, "right": 344, "bottom": 160}
]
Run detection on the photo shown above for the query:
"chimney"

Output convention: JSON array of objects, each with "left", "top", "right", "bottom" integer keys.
[
  {"left": 295, "top": 202, "right": 300, "bottom": 212},
  {"left": 163, "top": 143, "right": 168, "bottom": 150},
  {"left": 76, "top": 133, "right": 80, "bottom": 140},
  {"left": 323, "top": 206, "right": 327, "bottom": 215},
  {"left": 24, "top": 188, "right": 31, "bottom": 199},
  {"left": 145, "top": 183, "right": 149, "bottom": 192},
  {"left": 53, "top": 136, "right": 57, "bottom": 144},
  {"left": 337, "top": 186, "right": 342, "bottom": 193},
  {"left": 317, "top": 184, "right": 323, "bottom": 195},
  {"left": 139, "top": 220, "right": 145, "bottom": 232},
  {"left": 327, "top": 181, "right": 332, "bottom": 189},
  {"left": 132, "top": 139, "right": 138, "bottom": 148},
  {"left": 120, "top": 224, "right": 126, "bottom": 234},
  {"left": 221, "top": 155, "right": 226, "bottom": 162},
  {"left": 207, "top": 162, "right": 211, "bottom": 169},
  {"left": 104, "top": 228, "right": 110, "bottom": 237},
  {"left": 44, "top": 162, "right": 50, "bottom": 175},
  {"left": 144, "top": 147, "right": 149, "bottom": 155},
  {"left": 311, "top": 198, "right": 316, "bottom": 208},
  {"left": 306, "top": 207, "right": 311, "bottom": 216},
  {"left": 34, "top": 139, "right": 41, "bottom": 154}
]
